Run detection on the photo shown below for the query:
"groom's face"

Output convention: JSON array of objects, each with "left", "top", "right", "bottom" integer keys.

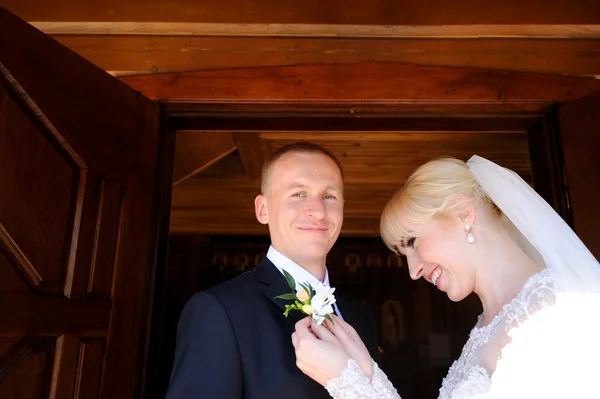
[{"left": 255, "top": 152, "right": 344, "bottom": 266}]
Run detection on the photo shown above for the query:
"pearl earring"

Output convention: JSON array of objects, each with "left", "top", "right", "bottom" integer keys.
[{"left": 465, "top": 224, "right": 475, "bottom": 244}]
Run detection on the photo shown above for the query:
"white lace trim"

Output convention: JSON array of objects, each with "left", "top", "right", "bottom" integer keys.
[
  {"left": 325, "top": 359, "right": 401, "bottom": 399},
  {"left": 325, "top": 270, "right": 556, "bottom": 399},
  {"left": 371, "top": 360, "right": 401, "bottom": 399},
  {"left": 439, "top": 269, "right": 555, "bottom": 399}
]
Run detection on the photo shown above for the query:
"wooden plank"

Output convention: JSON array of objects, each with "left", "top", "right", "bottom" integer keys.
[
  {"left": 120, "top": 62, "right": 600, "bottom": 104},
  {"left": 170, "top": 130, "right": 532, "bottom": 235},
  {"left": 32, "top": 22, "right": 600, "bottom": 39},
  {"left": 173, "top": 131, "right": 236, "bottom": 185},
  {"left": 231, "top": 132, "right": 272, "bottom": 181},
  {"left": 5, "top": 0, "right": 600, "bottom": 25},
  {"left": 52, "top": 36, "right": 600, "bottom": 78},
  {"left": 48, "top": 335, "right": 79, "bottom": 399}
]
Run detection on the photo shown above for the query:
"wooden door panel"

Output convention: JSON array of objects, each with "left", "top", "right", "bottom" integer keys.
[
  {"left": 0, "top": 338, "right": 54, "bottom": 398},
  {"left": 0, "top": 7, "right": 168, "bottom": 399},
  {"left": 0, "top": 252, "right": 29, "bottom": 291},
  {"left": 74, "top": 340, "right": 105, "bottom": 399},
  {"left": 83, "top": 179, "right": 123, "bottom": 299},
  {"left": 0, "top": 80, "right": 80, "bottom": 296}
]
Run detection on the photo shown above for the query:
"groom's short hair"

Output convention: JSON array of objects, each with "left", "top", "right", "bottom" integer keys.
[{"left": 261, "top": 142, "right": 343, "bottom": 194}]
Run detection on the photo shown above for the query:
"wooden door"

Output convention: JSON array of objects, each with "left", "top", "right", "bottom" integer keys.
[
  {"left": 0, "top": 8, "right": 171, "bottom": 399},
  {"left": 558, "top": 92, "right": 600, "bottom": 260}
]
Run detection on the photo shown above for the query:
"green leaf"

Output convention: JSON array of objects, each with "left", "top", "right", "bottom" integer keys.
[
  {"left": 274, "top": 293, "right": 298, "bottom": 300},
  {"left": 325, "top": 314, "right": 334, "bottom": 326},
  {"left": 282, "top": 269, "right": 297, "bottom": 291}
]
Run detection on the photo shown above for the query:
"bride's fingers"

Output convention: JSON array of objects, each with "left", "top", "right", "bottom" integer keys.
[
  {"left": 326, "top": 317, "right": 360, "bottom": 349},
  {"left": 295, "top": 317, "right": 318, "bottom": 340},
  {"left": 331, "top": 316, "right": 360, "bottom": 340},
  {"left": 310, "top": 320, "right": 338, "bottom": 344}
]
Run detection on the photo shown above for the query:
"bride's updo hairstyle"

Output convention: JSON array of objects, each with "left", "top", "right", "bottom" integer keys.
[{"left": 380, "top": 157, "right": 505, "bottom": 254}]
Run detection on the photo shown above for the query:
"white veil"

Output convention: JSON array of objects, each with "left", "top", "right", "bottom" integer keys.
[
  {"left": 466, "top": 155, "right": 600, "bottom": 398},
  {"left": 466, "top": 155, "right": 600, "bottom": 294}
]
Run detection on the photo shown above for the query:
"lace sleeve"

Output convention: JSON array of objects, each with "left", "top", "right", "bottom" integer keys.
[
  {"left": 325, "top": 359, "right": 401, "bottom": 399},
  {"left": 371, "top": 360, "right": 402, "bottom": 399},
  {"left": 489, "top": 273, "right": 599, "bottom": 398}
]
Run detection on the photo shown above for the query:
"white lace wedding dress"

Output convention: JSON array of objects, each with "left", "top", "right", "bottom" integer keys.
[{"left": 325, "top": 269, "right": 559, "bottom": 399}]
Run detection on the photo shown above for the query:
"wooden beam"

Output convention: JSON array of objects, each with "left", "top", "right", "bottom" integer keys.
[
  {"left": 173, "top": 131, "right": 236, "bottom": 186},
  {"left": 31, "top": 22, "right": 600, "bottom": 39},
  {"left": 52, "top": 36, "right": 600, "bottom": 78},
  {"left": 231, "top": 132, "right": 272, "bottom": 181},
  {"left": 119, "top": 63, "right": 600, "bottom": 105},
  {"left": 169, "top": 130, "right": 532, "bottom": 235},
  {"left": 5, "top": 0, "right": 600, "bottom": 25}
]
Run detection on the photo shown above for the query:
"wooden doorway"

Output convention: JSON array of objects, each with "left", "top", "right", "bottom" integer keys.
[
  {"left": 2, "top": 8, "right": 600, "bottom": 397},
  {"left": 122, "top": 64, "right": 600, "bottom": 398}
]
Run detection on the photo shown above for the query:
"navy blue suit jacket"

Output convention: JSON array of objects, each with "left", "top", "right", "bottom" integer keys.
[{"left": 166, "top": 258, "right": 379, "bottom": 399}]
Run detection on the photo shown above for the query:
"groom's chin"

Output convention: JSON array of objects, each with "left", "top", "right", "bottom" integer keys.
[{"left": 300, "top": 242, "right": 331, "bottom": 259}]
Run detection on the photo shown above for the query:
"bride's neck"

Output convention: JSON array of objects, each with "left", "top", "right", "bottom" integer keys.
[{"left": 474, "top": 229, "right": 544, "bottom": 325}]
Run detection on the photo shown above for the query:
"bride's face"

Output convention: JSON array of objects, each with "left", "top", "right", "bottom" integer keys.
[{"left": 398, "top": 216, "right": 476, "bottom": 302}]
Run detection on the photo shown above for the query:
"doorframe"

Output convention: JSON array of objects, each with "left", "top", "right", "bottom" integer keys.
[
  {"left": 142, "top": 104, "right": 572, "bottom": 399},
  {"left": 129, "top": 62, "right": 600, "bottom": 397}
]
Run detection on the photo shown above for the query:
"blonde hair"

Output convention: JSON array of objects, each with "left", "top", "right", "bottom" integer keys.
[{"left": 380, "top": 157, "right": 502, "bottom": 253}]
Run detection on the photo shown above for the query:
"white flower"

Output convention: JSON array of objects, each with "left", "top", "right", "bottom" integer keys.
[{"left": 310, "top": 282, "right": 336, "bottom": 325}]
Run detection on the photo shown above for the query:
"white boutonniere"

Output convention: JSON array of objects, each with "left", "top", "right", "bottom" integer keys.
[{"left": 275, "top": 269, "right": 336, "bottom": 325}]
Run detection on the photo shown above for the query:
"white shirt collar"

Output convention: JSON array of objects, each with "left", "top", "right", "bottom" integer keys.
[
  {"left": 267, "top": 245, "right": 343, "bottom": 319},
  {"left": 266, "top": 245, "right": 331, "bottom": 288}
]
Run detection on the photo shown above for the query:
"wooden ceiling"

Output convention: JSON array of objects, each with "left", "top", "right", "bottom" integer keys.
[
  {"left": 170, "top": 130, "right": 532, "bottom": 236},
  {"left": 3, "top": 0, "right": 600, "bottom": 79},
  {"left": 121, "top": 61, "right": 600, "bottom": 237},
  {"left": 4, "top": 1, "right": 600, "bottom": 236}
]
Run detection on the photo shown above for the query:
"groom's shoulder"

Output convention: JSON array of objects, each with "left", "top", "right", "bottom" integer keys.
[
  {"left": 206, "top": 269, "right": 258, "bottom": 298},
  {"left": 201, "top": 257, "right": 274, "bottom": 302}
]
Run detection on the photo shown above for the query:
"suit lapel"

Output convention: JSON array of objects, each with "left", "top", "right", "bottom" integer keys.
[{"left": 255, "top": 258, "right": 306, "bottom": 323}]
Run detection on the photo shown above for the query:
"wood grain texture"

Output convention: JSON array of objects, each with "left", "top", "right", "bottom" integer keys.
[
  {"left": 231, "top": 132, "right": 272, "bottom": 181},
  {"left": 0, "top": 81, "right": 80, "bottom": 296},
  {"left": 170, "top": 130, "right": 531, "bottom": 235},
  {"left": 0, "top": 7, "right": 164, "bottom": 399},
  {"left": 120, "top": 62, "right": 600, "bottom": 104},
  {"left": 5, "top": 0, "right": 600, "bottom": 24},
  {"left": 51, "top": 36, "right": 600, "bottom": 78},
  {"left": 173, "top": 131, "right": 236, "bottom": 185},
  {"left": 33, "top": 22, "right": 600, "bottom": 39}
]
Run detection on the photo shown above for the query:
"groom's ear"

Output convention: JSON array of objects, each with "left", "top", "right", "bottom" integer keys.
[{"left": 255, "top": 194, "right": 269, "bottom": 224}]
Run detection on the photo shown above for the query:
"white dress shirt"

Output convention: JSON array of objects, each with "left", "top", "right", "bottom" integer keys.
[{"left": 267, "top": 245, "right": 343, "bottom": 319}]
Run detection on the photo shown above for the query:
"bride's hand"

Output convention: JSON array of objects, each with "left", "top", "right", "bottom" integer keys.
[
  {"left": 292, "top": 317, "right": 351, "bottom": 386},
  {"left": 324, "top": 315, "right": 374, "bottom": 380}
]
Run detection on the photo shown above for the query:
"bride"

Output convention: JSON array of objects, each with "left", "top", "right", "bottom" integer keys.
[{"left": 291, "top": 155, "right": 600, "bottom": 398}]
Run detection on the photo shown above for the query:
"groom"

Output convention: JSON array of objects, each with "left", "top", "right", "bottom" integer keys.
[{"left": 166, "top": 142, "right": 380, "bottom": 399}]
